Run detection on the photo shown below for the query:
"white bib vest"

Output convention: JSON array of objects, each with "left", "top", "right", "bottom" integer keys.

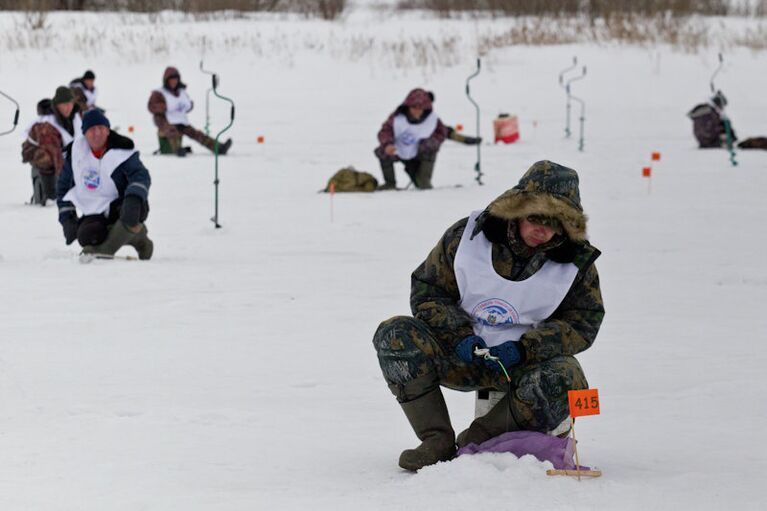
[
  {"left": 63, "top": 136, "right": 136, "bottom": 216},
  {"left": 82, "top": 87, "right": 98, "bottom": 108},
  {"left": 393, "top": 111, "right": 438, "bottom": 160},
  {"left": 454, "top": 210, "right": 580, "bottom": 347},
  {"left": 156, "top": 87, "right": 192, "bottom": 125}
]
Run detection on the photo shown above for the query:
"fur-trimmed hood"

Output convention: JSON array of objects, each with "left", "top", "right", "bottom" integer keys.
[{"left": 475, "top": 160, "right": 587, "bottom": 242}]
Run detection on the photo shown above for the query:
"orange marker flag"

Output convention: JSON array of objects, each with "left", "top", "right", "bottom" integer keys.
[
  {"left": 568, "top": 389, "right": 600, "bottom": 418},
  {"left": 642, "top": 166, "right": 652, "bottom": 178},
  {"left": 455, "top": 123, "right": 464, "bottom": 132},
  {"left": 257, "top": 136, "right": 265, "bottom": 144},
  {"left": 651, "top": 151, "right": 661, "bottom": 161},
  {"left": 128, "top": 126, "right": 134, "bottom": 134}
]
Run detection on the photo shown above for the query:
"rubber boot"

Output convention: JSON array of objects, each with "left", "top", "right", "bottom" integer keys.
[
  {"left": 82, "top": 221, "right": 135, "bottom": 256},
  {"left": 217, "top": 138, "right": 233, "bottom": 155},
  {"left": 448, "top": 128, "right": 482, "bottom": 145},
  {"left": 127, "top": 224, "right": 154, "bottom": 260},
  {"left": 377, "top": 160, "right": 397, "bottom": 190},
  {"left": 398, "top": 388, "right": 456, "bottom": 471},
  {"left": 413, "top": 158, "right": 435, "bottom": 190},
  {"left": 456, "top": 392, "right": 520, "bottom": 448}
]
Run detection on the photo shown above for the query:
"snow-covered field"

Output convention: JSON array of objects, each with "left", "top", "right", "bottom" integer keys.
[{"left": 0, "top": 5, "right": 766, "bottom": 510}]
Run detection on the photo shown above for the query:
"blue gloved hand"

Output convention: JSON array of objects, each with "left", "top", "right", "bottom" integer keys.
[
  {"left": 486, "top": 341, "right": 524, "bottom": 372},
  {"left": 455, "top": 335, "right": 487, "bottom": 364}
]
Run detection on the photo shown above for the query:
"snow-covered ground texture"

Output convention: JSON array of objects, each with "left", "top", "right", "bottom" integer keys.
[{"left": 1, "top": 4, "right": 766, "bottom": 511}]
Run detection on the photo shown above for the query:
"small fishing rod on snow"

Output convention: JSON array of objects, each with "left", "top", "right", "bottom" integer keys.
[
  {"left": 566, "top": 66, "right": 587, "bottom": 152},
  {"left": 466, "top": 58, "right": 483, "bottom": 186},
  {"left": 208, "top": 70, "right": 235, "bottom": 229},
  {"left": 0, "top": 88, "right": 20, "bottom": 136},
  {"left": 558, "top": 56, "right": 578, "bottom": 138}
]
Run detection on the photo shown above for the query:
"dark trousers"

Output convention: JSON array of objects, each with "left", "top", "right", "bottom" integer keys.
[{"left": 76, "top": 199, "right": 149, "bottom": 247}]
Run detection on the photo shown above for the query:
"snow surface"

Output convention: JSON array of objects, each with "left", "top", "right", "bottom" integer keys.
[{"left": 1, "top": 6, "right": 766, "bottom": 511}]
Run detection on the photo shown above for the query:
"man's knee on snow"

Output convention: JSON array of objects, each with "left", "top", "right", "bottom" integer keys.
[
  {"left": 373, "top": 316, "right": 442, "bottom": 400},
  {"left": 510, "top": 356, "right": 587, "bottom": 432},
  {"left": 77, "top": 216, "right": 109, "bottom": 247}
]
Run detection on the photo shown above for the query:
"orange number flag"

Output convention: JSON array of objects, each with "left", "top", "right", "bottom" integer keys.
[{"left": 568, "top": 389, "right": 600, "bottom": 418}]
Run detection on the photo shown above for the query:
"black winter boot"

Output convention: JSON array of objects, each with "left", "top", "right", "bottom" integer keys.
[
  {"left": 217, "top": 138, "right": 232, "bottom": 155},
  {"left": 456, "top": 392, "right": 520, "bottom": 448},
  {"left": 398, "top": 388, "right": 456, "bottom": 471},
  {"left": 378, "top": 160, "right": 397, "bottom": 190},
  {"left": 413, "top": 158, "right": 435, "bottom": 189}
]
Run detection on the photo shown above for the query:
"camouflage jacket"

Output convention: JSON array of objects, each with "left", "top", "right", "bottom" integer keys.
[{"left": 410, "top": 160, "right": 605, "bottom": 364}]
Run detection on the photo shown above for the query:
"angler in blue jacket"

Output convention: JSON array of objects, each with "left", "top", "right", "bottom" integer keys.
[{"left": 57, "top": 110, "right": 153, "bottom": 259}]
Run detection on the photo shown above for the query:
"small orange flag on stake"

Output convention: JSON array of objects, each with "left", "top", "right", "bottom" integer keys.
[
  {"left": 128, "top": 126, "right": 134, "bottom": 134},
  {"left": 455, "top": 123, "right": 464, "bottom": 132},
  {"left": 651, "top": 151, "right": 661, "bottom": 161},
  {"left": 568, "top": 389, "right": 601, "bottom": 418},
  {"left": 642, "top": 166, "right": 652, "bottom": 178},
  {"left": 257, "top": 136, "right": 265, "bottom": 144}
]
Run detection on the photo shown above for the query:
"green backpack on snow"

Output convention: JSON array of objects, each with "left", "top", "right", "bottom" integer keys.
[{"left": 325, "top": 167, "right": 378, "bottom": 193}]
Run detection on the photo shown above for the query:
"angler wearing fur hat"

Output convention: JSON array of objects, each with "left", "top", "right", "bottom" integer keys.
[
  {"left": 374, "top": 88, "right": 447, "bottom": 190},
  {"left": 69, "top": 70, "right": 99, "bottom": 112},
  {"left": 57, "top": 110, "right": 154, "bottom": 260},
  {"left": 372, "top": 160, "right": 605, "bottom": 471},
  {"left": 147, "top": 66, "right": 232, "bottom": 157},
  {"left": 20, "top": 86, "right": 83, "bottom": 205}
]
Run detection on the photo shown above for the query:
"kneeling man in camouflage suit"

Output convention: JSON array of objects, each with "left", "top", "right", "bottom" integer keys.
[{"left": 373, "top": 160, "right": 605, "bottom": 471}]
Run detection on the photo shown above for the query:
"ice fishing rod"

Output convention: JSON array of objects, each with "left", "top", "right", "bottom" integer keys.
[
  {"left": 566, "top": 66, "right": 587, "bottom": 151},
  {"left": 210, "top": 71, "right": 235, "bottom": 229},
  {"left": 199, "top": 36, "right": 215, "bottom": 136},
  {"left": 466, "top": 58, "right": 482, "bottom": 186},
  {"left": 0, "top": 89, "right": 20, "bottom": 136},
  {"left": 558, "top": 56, "right": 578, "bottom": 138}
]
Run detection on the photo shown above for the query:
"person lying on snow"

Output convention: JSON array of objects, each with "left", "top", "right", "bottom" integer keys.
[
  {"left": 57, "top": 110, "right": 154, "bottom": 260},
  {"left": 373, "top": 160, "right": 605, "bottom": 471}
]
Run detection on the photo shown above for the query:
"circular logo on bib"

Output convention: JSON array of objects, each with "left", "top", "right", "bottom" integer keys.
[
  {"left": 83, "top": 168, "right": 100, "bottom": 190},
  {"left": 472, "top": 299, "right": 519, "bottom": 327}
]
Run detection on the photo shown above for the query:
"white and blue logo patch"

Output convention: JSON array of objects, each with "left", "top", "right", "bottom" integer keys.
[
  {"left": 472, "top": 299, "right": 520, "bottom": 327},
  {"left": 83, "top": 168, "right": 101, "bottom": 190},
  {"left": 399, "top": 132, "right": 418, "bottom": 146}
]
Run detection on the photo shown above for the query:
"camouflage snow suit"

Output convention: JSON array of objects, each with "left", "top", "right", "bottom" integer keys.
[{"left": 373, "top": 160, "right": 604, "bottom": 433}]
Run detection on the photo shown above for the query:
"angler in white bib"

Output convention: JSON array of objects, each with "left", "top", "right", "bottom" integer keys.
[
  {"left": 374, "top": 88, "right": 447, "bottom": 190},
  {"left": 21, "top": 87, "right": 83, "bottom": 205},
  {"left": 148, "top": 66, "right": 232, "bottom": 157},
  {"left": 373, "top": 160, "right": 605, "bottom": 472},
  {"left": 57, "top": 110, "right": 154, "bottom": 260},
  {"left": 69, "top": 69, "right": 99, "bottom": 112}
]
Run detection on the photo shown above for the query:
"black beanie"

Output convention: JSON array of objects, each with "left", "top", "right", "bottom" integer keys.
[
  {"left": 81, "top": 110, "right": 111, "bottom": 134},
  {"left": 83, "top": 70, "right": 95, "bottom": 80}
]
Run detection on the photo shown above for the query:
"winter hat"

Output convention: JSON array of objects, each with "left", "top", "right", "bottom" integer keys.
[
  {"left": 36, "top": 98, "right": 52, "bottom": 115},
  {"left": 52, "top": 86, "right": 74, "bottom": 105},
  {"left": 83, "top": 70, "right": 95, "bottom": 80},
  {"left": 81, "top": 109, "right": 111, "bottom": 134},
  {"left": 485, "top": 160, "right": 588, "bottom": 242},
  {"left": 403, "top": 88, "right": 433, "bottom": 111}
]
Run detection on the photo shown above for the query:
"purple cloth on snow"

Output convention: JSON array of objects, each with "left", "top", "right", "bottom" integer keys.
[{"left": 457, "top": 431, "right": 587, "bottom": 470}]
